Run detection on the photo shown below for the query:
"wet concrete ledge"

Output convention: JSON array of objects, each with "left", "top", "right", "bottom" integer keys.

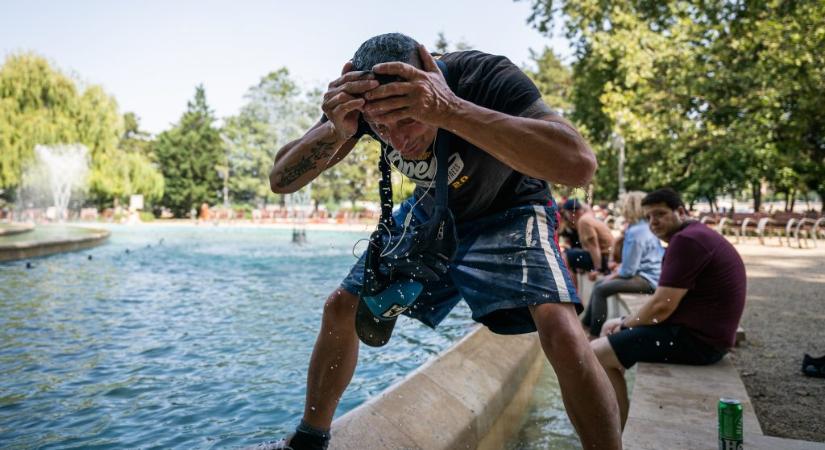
[
  {"left": 330, "top": 326, "right": 544, "bottom": 450},
  {"left": 0, "top": 223, "right": 35, "bottom": 236},
  {"left": 0, "top": 226, "right": 110, "bottom": 262}
]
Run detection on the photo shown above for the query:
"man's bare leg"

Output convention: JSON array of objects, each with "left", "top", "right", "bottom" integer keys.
[
  {"left": 302, "top": 288, "right": 360, "bottom": 429},
  {"left": 591, "top": 337, "right": 630, "bottom": 429},
  {"left": 530, "top": 303, "right": 622, "bottom": 449}
]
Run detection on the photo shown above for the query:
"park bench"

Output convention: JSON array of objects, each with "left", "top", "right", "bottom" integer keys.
[
  {"left": 699, "top": 212, "right": 722, "bottom": 228},
  {"left": 814, "top": 216, "right": 825, "bottom": 245},
  {"left": 724, "top": 212, "right": 767, "bottom": 243},
  {"left": 755, "top": 212, "right": 822, "bottom": 248}
]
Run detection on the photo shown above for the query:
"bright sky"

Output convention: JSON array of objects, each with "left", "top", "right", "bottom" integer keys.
[{"left": 1, "top": 0, "right": 571, "bottom": 134}]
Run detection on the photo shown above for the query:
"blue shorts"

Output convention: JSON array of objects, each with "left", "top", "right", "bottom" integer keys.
[{"left": 341, "top": 198, "right": 581, "bottom": 335}]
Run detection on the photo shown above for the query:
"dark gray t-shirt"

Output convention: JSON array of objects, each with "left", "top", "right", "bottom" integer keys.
[{"left": 395, "top": 50, "right": 551, "bottom": 222}]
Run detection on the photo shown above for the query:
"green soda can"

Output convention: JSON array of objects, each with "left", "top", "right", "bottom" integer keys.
[{"left": 718, "top": 398, "right": 743, "bottom": 450}]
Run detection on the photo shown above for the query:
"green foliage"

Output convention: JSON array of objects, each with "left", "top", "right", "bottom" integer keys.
[
  {"left": 313, "top": 137, "right": 381, "bottom": 207},
  {"left": 433, "top": 32, "right": 473, "bottom": 53},
  {"left": 154, "top": 85, "right": 223, "bottom": 217},
  {"left": 0, "top": 52, "right": 164, "bottom": 207},
  {"left": 222, "top": 68, "right": 318, "bottom": 206},
  {"left": 524, "top": 47, "right": 573, "bottom": 114},
  {"left": 225, "top": 68, "right": 383, "bottom": 210},
  {"left": 526, "top": 0, "right": 825, "bottom": 209}
]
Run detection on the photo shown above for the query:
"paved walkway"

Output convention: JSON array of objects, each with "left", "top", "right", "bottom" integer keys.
[{"left": 729, "top": 242, "right": 825, "bottom": 443}]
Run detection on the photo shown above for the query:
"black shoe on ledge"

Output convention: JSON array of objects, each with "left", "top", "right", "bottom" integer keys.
[{"left": 802, "top": 353, "right": 825, "bottom": 378}]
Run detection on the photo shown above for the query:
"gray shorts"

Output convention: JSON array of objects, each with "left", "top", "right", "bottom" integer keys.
[{"left": 341, "top": 198, "right": 581, "bottom": 335}]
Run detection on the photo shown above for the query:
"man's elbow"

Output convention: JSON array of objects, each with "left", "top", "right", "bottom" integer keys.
[
  {"left": 571, "top": 145, "right": 597, "bottom": 187},
  {"left": 269, "top": 170, "right": 294, "bottom": 194},
  {"left": 649, "top": 300, "right": 677, "bottom": 323}
]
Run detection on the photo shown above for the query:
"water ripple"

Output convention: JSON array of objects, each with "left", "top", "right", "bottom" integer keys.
[{"left": 0, "top": 225, "right": 472, "bottom": 449}]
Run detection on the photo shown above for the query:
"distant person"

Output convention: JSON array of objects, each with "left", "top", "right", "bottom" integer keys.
[
  {"left": 580, "top": 192, "right": 664, "bottom": 338},
  {"left": 557, "top": 198, "right": 582, "bottom": 250},
  {"left": 264, "top": 33, "right": 620, "bottom": 449},
  {"left": 561, "top": 199, "right": 615, "bottom": 286},
  {"left": 591, "top": 188, "right": 746, "bottom": 428}
]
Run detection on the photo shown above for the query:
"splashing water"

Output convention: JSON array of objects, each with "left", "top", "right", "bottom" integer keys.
[{"left": 25, "top": 144, "right": 90, "bottom": 221}]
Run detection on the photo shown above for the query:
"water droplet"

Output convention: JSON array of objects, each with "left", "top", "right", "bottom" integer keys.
[{"left": 655, "top": 341, "right": 660, "bottom": 346}]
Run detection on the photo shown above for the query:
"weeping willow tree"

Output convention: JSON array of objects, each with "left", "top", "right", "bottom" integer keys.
[{"left": 0, "top": 52, "right": 163, "bottom": 208}]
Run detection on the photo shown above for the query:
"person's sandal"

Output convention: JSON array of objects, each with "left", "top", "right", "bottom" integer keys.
[{"left": 802, "top": 353, "right": 825, "bottom": 379}]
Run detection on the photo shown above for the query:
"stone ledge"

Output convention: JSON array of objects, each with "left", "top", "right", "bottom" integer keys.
[
  {"left": 0, "top": 226, "right": 110, "bottom": 262},
  {"left": 329, "top": 326, "right": 544, "bottom": 450},
  {"left": 0, "top": 223, "right": 35, "bottom": 236},
  {"left": 623, "top": 357, "right": 822, "bottom": 449}
]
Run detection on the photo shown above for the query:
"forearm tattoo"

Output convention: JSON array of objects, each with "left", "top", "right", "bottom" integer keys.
[
  {"left": 276, "top": 139, "right": 337, "bottom": 188},
  {"left": 519, "top": 98, "right": 556, "bottom": 119}
]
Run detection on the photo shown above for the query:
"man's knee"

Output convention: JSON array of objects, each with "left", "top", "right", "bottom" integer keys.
[
  {"left": 322, "top": 288, "right": 359, "bottom": 324},
  {"left": 531, "top": 303, "right": 586, "bottom": 355},
  {"left": 591, "top": 337, "right": 624, "bottom": 371}
]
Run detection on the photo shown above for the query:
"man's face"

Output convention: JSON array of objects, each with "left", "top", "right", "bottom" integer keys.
[
  {"left": 562, "top": 209, "right": 581, "bottom": 226},
  {"left": 366, "top": 117, "right": 437, "bottom": 159},
  {"left": 643, "top": 203, "right": 683, "bottom": 241}
]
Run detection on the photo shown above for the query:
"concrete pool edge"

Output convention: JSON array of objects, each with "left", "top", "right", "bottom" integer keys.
[
  {"left": 0, "top": 226, "right": 110, "bottom": 262},
  {"left": 0, "top": 223, "right": 35, "bottom": 236},
  {"left": 329, "top": 326, "right": 544, "bottom": 449}
]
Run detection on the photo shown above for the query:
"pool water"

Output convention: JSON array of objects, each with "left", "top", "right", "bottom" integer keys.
[{"left": 0, "top": 224, "right": 474, "bottom": 449}]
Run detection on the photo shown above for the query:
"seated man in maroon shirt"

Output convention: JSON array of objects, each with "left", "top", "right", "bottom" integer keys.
[{"left": 590, "top": 188, "right": 746, "bottom": 428}]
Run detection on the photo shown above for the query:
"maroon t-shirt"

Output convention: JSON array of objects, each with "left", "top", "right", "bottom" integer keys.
[{"left": 659, "top": 221, "right": 746, "bottom": 349}]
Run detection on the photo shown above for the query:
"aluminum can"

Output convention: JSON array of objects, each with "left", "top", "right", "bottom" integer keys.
[{"left": 718, "top": 397, "right": 743, "bottom": 450}]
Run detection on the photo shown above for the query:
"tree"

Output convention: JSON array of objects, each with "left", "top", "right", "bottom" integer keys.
[
  {"left": 222, "top": 68, "right": 319, "bottom": 207},
  {"left": 117, "top": 112, "right": 164, "bottom": 205},
  {"left": 524, "top": 47, "right": 573, "bottom": 114},
  {"left": 154, "top": 85, "right": 223, "bottom": 217},
  {"left": 0, "top": 52, "right": 163, "bottom": 208},
  {"left": 524, "top": 0, "right": 825, "bottom": 209},
  {"left": 433, "top": 32, "right": 473, "bottom": 53}
]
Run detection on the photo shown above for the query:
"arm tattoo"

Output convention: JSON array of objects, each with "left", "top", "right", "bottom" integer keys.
[
  {"left": 276, "top": 139, "right": 338, "bottom": 188},
  {"left": 518, "top": 98, "right": 557, "bottom": 119}
]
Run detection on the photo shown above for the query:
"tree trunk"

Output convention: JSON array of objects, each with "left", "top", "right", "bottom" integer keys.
[
  {"left": 790, "top": 189, "right": 796, "bottom": 212},
  {"left": 819, "top": 190, "right": 825, "bottom": 214},
  {"left": 752, "top": 182, "right": 762, "bottom": 212}
]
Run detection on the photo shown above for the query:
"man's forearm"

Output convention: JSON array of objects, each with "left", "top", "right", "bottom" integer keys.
[
  {"left": 440, "top": 99, "right": 596, "bottom": 186},
  {"left": 270, "top": 121, "right": 354, "bottom": 194},
  {"left": 582, "top": 240, "right": 603, "bottom": 271}
]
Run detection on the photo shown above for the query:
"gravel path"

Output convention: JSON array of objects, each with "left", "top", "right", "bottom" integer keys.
[{"left": 729, "top": 241, "right": 825, "bottom": 443}]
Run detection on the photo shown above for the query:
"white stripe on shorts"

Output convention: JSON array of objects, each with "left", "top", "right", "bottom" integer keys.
[{"left": 533, "top": 205, "right": 571, "bottom": 303}]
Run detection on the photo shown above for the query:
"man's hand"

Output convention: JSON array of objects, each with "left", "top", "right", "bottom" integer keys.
[
  {"left": 587, "top": 270, "right": 600, "bottom": 282},
  {"left": 322, "top": 62, "right": 378, "bottom": 141},
  {"left": 601, "top": 318, "right": 624, "bottom": 337},
  {"left": 362, "top": 45, "right": 460, "bottom": 126}
]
